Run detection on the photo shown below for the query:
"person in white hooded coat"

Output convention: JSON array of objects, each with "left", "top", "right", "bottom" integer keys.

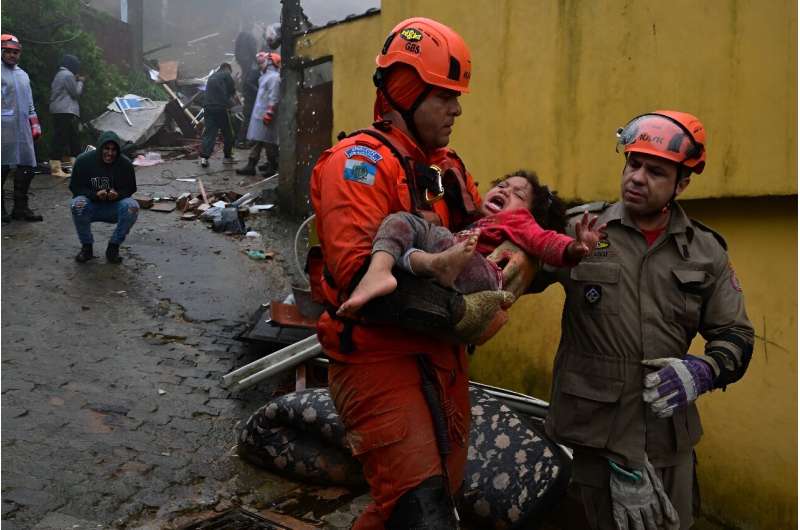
[
  {"left": 236, "top": 52, "right": 281, "bottom": 176},
  {"left": 1, "top": 33, "right": 43, "bottom": 222}
]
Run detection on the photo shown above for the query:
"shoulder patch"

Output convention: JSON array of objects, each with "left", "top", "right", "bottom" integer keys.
[
  {"left": 566, "top": 201, "right": 610, "bottom": 217},
  {"left": 691, "top": 219, "right": 727, "bottom": 250},
  {"left": 345, "top": 145, "right": 383, "bottom": 164},
  {"left": 343, "top": 159, "right": 376, "bottom": 186}
]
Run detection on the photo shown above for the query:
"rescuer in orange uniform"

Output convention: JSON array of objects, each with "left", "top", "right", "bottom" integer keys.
[{"left": 310, "top": 17, "right": 493, "bottom": 530}]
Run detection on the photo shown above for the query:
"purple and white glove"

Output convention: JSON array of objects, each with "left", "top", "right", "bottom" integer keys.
[{"left": 642, "top": 356, "right": 715, "bottom": 418}]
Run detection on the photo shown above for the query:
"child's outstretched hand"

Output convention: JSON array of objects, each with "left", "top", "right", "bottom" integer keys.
[{"left": 566, "top": 211, "right": 607, "bottom": 261}]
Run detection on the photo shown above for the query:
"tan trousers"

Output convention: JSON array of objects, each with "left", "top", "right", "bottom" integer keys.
[{"left": 572, "top": 448, "right": 699, "bottom": 530}]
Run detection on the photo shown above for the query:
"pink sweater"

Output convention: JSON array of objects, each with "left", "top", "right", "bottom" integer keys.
[{"left": 472, "top": 208, "right": 573, "bottom": 267}]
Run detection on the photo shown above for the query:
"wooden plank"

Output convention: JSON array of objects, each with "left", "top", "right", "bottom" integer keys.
[{"left": 197, "top": 178, "right": 209, "bottom": 204}]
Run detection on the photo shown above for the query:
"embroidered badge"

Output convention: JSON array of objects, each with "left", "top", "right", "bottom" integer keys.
[
  {"left": 584, "top": 285, "right": 602, "bottom": 305},
  {"left": 592, "top": 239, "right": 616, "bottom": 258},
  {"left": 343, "top": 159, "right": 376, "bottom": 186},
  {"left": 345, "top": 145, "right": 383, "bottom": 163}
]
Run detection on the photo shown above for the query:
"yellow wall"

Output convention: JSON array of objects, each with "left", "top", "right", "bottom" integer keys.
[
  {"left": 297, "top": 3, "right": 797, "bottom": 528},
  {"left": 474, "top": 197, "right": 798, "bottom": 529}
]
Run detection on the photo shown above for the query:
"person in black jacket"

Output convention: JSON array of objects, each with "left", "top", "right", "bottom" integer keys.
[
  {"left": 69, "top": 131, "right": 139, "bottom": 264},
  {"left": 200, "top": 62, "right": 236, "bottom": 168},
  {"left": 235, "top": 61, "right": 261, "bottom": 148}
]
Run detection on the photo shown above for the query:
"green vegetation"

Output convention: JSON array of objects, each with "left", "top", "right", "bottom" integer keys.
[{"left": 2, "top": 0, "right": 162, "bottom": 159}]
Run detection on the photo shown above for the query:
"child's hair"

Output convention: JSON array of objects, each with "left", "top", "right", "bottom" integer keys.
[{"left": 492, "top": 169, "right": 568, "bottom": 233}]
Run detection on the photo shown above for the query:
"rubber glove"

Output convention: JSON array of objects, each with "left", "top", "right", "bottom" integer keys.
[
  {"left": 262, "top": 105, "right": 275, "bottom": 126},
  {"left": 486, "top": 240, "right": 539, "bottom": 297},
  {"left": 642, "top": 356, "right": 714, "bottom": 418},
  {"left": 29, "top": 116, "right": 42, "bottom": 141},
  {"left": 454, "top": 290, "right": 515, "bottom": 345},
  {"left": 609, "top": 455, "right": 680, "bottom": 530}
]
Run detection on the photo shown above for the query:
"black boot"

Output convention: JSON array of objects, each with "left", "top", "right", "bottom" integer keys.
[
  {"left": 262, "top": 145, "right": 279, "bottom": 176},
  {"left": 11, "top": 167, "right": 43, "bottom": 222},
  {"left": 1, "top": 167, "right": 10, "bottom": 223},
  {"left": 75, "top": 244, "right": 94, "bottom": 263},
  {"left": 236, "top": 158, "right": 257, "bottom": 176},
  {"left": 106, "top": 242, "right": 122, "bottom": 264}
]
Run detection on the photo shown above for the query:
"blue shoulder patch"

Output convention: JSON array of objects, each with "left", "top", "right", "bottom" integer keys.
[
  {"left": 345, "top": 145, "right": 383, "bottom": 163},
  {"left": 343, "top": 159, "right": 376, "bottom": 186}
]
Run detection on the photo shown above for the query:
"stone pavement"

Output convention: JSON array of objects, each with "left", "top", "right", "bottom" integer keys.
[{"left": 1, "top": 151, "right": 365, "bottom": 529}]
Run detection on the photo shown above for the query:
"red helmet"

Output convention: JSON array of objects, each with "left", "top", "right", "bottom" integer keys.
[
  {"left": 617, "top": 111, "right": 706, "bottom": 174},
  {"left": 375, "top": 17, "right": 471, "bottom": 93},
  {"left": 1, "top": 34, "right": 21, "bottom": 51},
  {"left": 257, "top": 51, "right": 281, "bottom": 69}
]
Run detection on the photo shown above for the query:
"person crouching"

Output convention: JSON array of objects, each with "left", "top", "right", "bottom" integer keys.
[{"left": 69, "top": 131, "right": 138, "bottom": 264}]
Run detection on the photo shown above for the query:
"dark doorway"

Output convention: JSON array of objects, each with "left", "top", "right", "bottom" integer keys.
[{"left": 294, "top": 58, "right": 333, "bottom": 215}]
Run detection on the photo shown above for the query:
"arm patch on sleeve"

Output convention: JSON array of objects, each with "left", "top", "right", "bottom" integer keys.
[
  {"left": 343, "top": 159, "right": 376, "bottom": 186},
  {"left": 345, "top": 145, "right": 383, "bottom": 163}
]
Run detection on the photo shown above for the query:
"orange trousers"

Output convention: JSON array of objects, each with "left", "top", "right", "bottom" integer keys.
[{"left": 328, "top": 354, "right": 470, "bottom": 530}]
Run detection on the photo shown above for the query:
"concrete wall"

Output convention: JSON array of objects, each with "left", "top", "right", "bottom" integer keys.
[
  {"left": 296, "top": 2, "right": 797, "bottom": 528},
  {"left": 472, "top": 197, "right": 798, "bottom": 529}
]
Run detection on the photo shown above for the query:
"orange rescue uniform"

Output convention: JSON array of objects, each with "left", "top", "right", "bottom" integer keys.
[{"left": 310, "top": 123, "right": 482, "bottom": 528}]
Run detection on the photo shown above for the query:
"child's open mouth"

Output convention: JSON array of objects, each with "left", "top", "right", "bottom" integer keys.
[{"left": 485, "top": 195, "right": 506, "bottom": 213}]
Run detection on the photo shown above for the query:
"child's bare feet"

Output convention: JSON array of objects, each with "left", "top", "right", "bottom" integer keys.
[
  {"left": 337, "top": 252, "right": 398, "bottom": 318},
  {"left": 411, "top": 233, "right": 478, "bottom": 289}
]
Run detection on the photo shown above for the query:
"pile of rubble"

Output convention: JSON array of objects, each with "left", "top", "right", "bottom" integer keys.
[{"left": 133, "top": 178, "right": 274, "bottom": 231}]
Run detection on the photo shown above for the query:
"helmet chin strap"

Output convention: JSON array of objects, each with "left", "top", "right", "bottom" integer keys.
[
  {"left": 377, "top": 79, "right": 433, "bottom": 149},
  {"left": 661, "top": 169, "right": 689, "bottom": 214}
]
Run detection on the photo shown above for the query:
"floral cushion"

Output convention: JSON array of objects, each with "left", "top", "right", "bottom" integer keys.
[{"left": 239, "top": 386, "right": 570, "bottom": 528}]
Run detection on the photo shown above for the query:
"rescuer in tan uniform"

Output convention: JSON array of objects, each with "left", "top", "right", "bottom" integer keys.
[{"left": 532, "top": 111, "right": 754, "bottom": 530}]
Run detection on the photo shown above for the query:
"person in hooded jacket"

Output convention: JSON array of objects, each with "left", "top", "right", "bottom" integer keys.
[
  {"left": 49, "top": 54, "right": 84, "bottom": 178},
  {"left": 69, "top": 131, "right": 139, "bottom": 264}
]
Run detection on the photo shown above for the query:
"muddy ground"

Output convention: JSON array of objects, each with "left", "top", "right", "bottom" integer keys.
[{"left": 1, "top": 150, "right": 370, "bottom": 530}]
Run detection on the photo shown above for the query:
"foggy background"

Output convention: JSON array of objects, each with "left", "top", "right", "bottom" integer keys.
[{"left": 89, "top": 0, "right": 380, "bottom": 76}]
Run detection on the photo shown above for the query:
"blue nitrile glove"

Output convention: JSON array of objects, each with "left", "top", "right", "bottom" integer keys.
[
  {"left": 609, "top": 455, "right": 680, "bottom": 530},
  {"left": 642, "top": 355, "right": 714, "bottom": 418}
]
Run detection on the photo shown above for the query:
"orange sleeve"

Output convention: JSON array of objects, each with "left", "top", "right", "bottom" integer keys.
[
  {"left": 310, "top": 143, "right": 408, "bottom": 301},
  {"left": 463, "top": 168, "right": 482, "bottom": 210}
]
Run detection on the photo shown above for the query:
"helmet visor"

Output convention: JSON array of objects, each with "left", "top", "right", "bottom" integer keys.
[{"left": 617, "top": 114, "right": 703, "bottom": 168}]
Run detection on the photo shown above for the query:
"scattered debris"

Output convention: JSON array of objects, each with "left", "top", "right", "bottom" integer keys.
[
  {"left": 150, "top": 201, "right": 177, "bottom": 213},
  {"left": 133, "top": 193, "right": 154, "bottom": 209},
  {"left": 249, "top": 204, "right": 275, "bottom": 213},
  {"left": 247, "top": 250, "right": 267, "bottom": 260},
  {"left": 132, "top": 151, "right": 165, "bottom": 167},
  {"left": 197, "top": 178, "right": 210, "bottom": 204},
  {"left": 91, "top": 98, "right": 169, "bottom": 147}
]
